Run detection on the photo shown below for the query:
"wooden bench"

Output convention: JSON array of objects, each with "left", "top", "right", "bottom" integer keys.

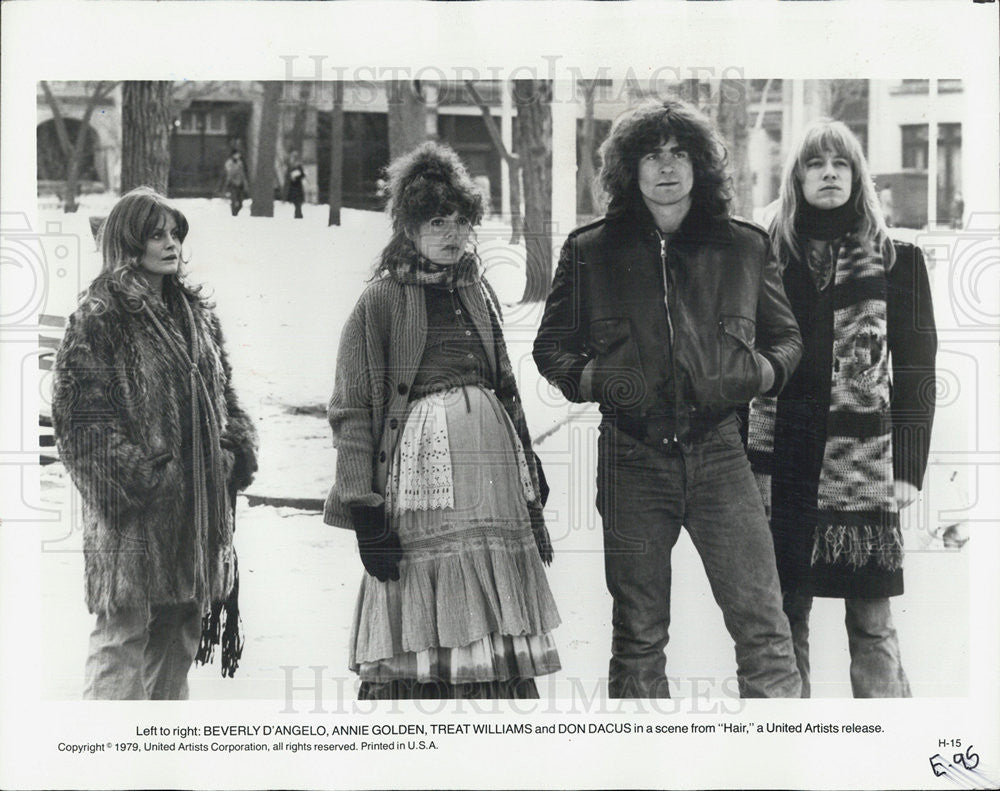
[{"left": 38, "top": 313, "right": 67, "bottom": 466}]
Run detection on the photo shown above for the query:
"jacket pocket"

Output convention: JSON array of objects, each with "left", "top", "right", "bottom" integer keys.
[
  {"left": 588, "top": 318, "right": 646, "bottom": 409},
  {"left": 717, "top": 315, "right": 761, "bottom": 404}
]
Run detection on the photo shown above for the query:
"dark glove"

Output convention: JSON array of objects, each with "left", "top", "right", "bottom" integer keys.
[
  {"left": 350, "top": 504, "right": 402, "bottom": 582},
  {"left": 528, "top": 503, "right": 553, "bottom": 566},
  {"left": 531, "top": 451, "right": 549, "bottom": 507}
]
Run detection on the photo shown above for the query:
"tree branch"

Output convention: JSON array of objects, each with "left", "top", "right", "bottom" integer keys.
[
  {"left": 40, "top": 81, "right": 72, "bottom": 159},
  {"left": 463, "top": 81, "right": 519, "bottom": 167}
]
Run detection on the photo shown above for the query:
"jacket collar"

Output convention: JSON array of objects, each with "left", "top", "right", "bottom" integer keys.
[{"left": 608, "top": 199, "right": 736, "bottom": 247}]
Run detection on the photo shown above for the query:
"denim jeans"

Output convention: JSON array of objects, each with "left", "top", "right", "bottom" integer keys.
[
  {"left": 782, "top": 590, "right": 911, "bottom": 698},
  {"left": 597, "top": 417, "right": 800, "bottom": 698},
  {"left": 83, "top": 602, "right": 203, "bottom": 700}
]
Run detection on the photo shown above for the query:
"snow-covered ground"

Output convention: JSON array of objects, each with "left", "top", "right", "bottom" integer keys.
[{"left": 37, "top": 197, "right": 970, "bottom": 701}]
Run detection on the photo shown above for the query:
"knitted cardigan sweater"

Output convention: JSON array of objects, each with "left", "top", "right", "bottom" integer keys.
[{"left": 324, "top": 275, "right": 544, "bottom": 532}]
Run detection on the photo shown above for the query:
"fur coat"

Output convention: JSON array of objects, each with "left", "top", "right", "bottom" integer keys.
[{"left": 52, "top": 282, "right": 258, "bottom": 614}]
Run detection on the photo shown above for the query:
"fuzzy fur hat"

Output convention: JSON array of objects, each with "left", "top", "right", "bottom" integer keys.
[{"left": 382, "top": 141, "right": 485, "bottom": 232}]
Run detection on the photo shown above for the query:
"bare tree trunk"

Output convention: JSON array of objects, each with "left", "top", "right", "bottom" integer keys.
[
  {"left": 327, "top": 81, "right": 344, "bottom": 226},
  {"left": 41, "top": 81, "right": 115, "bottom": 212},
  {"left": 716, "top": 78, "right": 753, "bottom": 218},
  {"left": 463, "top": 81, "right": 523, "bottom": 242},
  {"left": 513, "top": 79, "right": 553, "bottom": 303},
  {"left": 251, "top": 81, "right": 282, "bottom": 217},
  {"left": 577, "top": 79, "right": 601, "bottom": 217},
  {"left": 290, "top": 83, "right": 311, "bottom": 157},
  {"left": 386, "top": 80, "right": 426, "bottom": 161},
  {"left": 121, "top": 81, "right": 172, "bottom": 194},
  {"left": 508, "top": 161, "right": 524, "bottom": 243}
]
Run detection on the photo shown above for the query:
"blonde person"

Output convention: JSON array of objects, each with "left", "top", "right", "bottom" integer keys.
[{"left": 749, "top": 121, "right": 937, "bottom": 697}]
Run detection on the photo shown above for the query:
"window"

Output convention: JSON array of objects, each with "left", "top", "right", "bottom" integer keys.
[
  {"left": 901, "top": 125, "right": 928, "bottom": 170},
  {"left": 900, "top": 123, "right": 963, "bottom": 223},
  {"left": 176, "top": 105, "right": 229, "bottom": 136},
  {"left": 937, "top": 123, "right": 962, "bottom": 221},
  {"left": 894, "top": 79, "right": 962, "bottom": 95},
  {"left": 178, "top": 110, "right": 202, "bottom": 134},
  {"left": 206, "top": 109, "right": 226, "bottom": 133}
]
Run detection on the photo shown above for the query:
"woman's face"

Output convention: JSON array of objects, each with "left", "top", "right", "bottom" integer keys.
[
  {"left": 409, "top": 211, "right": 471, "bottom": 266},
  {"left": 800, "top": 149, "right": 854, "bottom": 210},
  {"left": 138, "top": 214, "right": 182, "bottom": 281}
]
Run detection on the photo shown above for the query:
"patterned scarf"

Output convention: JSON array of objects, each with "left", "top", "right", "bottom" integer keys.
[
  {"left": 749, "top": 232, "right": 900, "bottom": 571},
  {"left": 388, "top": 250, "right": 481, "bottom": 289}
]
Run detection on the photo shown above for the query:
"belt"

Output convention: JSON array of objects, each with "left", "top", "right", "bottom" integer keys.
[{"left": 612, "top": 410, "right": 737, "bottom": 450}]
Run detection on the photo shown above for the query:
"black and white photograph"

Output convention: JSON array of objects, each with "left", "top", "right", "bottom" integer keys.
[{"left": 2, "top": 1, "right": 998, "bottom": 789}]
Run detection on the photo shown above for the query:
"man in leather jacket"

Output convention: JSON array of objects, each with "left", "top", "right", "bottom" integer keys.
[{"left": 534, "top": 99, "right": 803, "bottom": 698}]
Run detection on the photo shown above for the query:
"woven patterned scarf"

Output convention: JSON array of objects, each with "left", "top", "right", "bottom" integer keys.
[
  {"left": 388, "top": 250, "right": 481, "bottom": 289},
  {"left": 749, "top": 232, "right": 900, "bottom": 571}
]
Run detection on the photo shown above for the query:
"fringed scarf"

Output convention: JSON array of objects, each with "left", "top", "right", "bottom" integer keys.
[
  {"left": 749, "top": 231, "right": 901, "bottom": 572},
  {"left": 143, "top": 294, "right": 244, "bottom": 676}
]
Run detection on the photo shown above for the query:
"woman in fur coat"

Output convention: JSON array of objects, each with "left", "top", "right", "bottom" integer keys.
[
  {"left": 53, "top": 187, "right": 258, "bottom": 699},
  {"left": 324, "top": 142, "right": 561, "bottom": 699},
  {"left": 749, "top": 121, "right": 937, "bottom": 697}
]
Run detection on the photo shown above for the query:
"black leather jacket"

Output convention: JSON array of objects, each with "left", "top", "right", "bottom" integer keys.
[{"left": 533, "top": 206, "right": 802, "bottom": 444}]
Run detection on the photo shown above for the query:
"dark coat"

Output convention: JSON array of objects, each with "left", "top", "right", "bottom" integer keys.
[
  {"left": 286, "top": 164, "right": 305, "bottom": 203},
  {"left": 52, "top": 283, "right": 258, "bottom": 614},
  {"left": 768, "top": 241, "right": 937, "bottom": 598},
  {"left": 533, "top": 206, "right": 802, "bottom": 443}
]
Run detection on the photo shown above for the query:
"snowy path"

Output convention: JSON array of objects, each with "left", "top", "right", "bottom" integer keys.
[{"left": 37, "top": 199, "right": 970, "bottom": 701}]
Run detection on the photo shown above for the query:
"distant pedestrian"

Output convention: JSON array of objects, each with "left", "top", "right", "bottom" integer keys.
[
  {"left": 324, "top": 142, "right": 560, "bottom": 699},
  {"left": 223, "top": 150, "right": 250, "bottom": 216},
  {"left": 52, "top": 187, "right": 259, "bottom": 699},
  {"left": 286, "top": 151, "right": 306, "bottom": 219},
  {"left": 749, "top": 120, "right": 938, "bottom": 697}
]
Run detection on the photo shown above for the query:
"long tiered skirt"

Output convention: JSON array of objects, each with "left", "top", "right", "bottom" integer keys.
[{"left": 349, "top": 385, "right": 561, "bottom": 699}]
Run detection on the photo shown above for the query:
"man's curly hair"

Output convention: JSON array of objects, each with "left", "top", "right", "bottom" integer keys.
[
  {"left": 374, "top": 141, "right": 485, "bottom": 277},
  {"left": 598, "top": 99, "right": 732, "bottom": 219}
]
